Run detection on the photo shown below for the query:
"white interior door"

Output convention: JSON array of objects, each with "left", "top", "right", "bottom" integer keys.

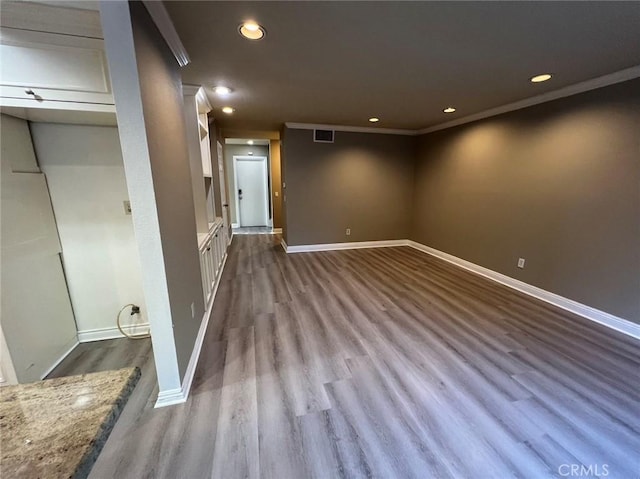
[{"left": 234, "top": 156, "right": 268, "bottom": 227}]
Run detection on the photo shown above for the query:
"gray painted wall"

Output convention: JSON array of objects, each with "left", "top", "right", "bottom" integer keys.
[
  {"left": 282, "top": 128, "right": 415, "bottom": 246},
  {"left": 129, "top": 2, "right": 204, "bottom": 378},
  {"left": 101, "top": 0, "right": 204, "bottom": 393},
  {"left": 411, "top": 79, "right": 640, "bottom": 323},
  {"left": 224, "top": 144, "right": 270, "bottom": 225}
]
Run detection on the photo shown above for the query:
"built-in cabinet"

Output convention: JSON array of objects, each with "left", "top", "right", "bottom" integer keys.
[
  {"left": 0, "top": 28, "right": 113, "bottom": 106},
  {"left": 0, "top": 3, "right": 115, "bottom": 119},
  {"left": 198, "top": 221, "right": 229, "bottom": 306}
]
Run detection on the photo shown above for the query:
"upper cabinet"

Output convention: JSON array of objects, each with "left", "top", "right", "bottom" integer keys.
[
  {"left": 0, "top": 1, "right": 115, "bottom": 116},
  {"left": 0, "top": 28, "right": 113, "bottom": 107}
]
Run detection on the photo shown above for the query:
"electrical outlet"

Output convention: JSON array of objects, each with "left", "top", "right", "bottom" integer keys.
[
  {"left": 190, "top": 302, "right": 195, "bottom": 319},
  {"left": 517, "top": 258, "right": 526, "bottom": 269},
  {"left": 346, "top": 228, "right": 351, "bottom": 236}
]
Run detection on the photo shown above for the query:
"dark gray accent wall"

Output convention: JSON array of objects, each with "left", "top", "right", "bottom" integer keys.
[
  {"left": 129, "top": 2, "right": 204, "bottom": 377},
  {"left": 412, "top": 79, "right": 640, "bottom": 323},
  {"left": 283, "top": 128, "right": 416, "bottom": 246}
]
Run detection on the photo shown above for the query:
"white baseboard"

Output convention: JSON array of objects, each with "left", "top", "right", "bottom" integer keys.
[
  {"left": 406, "top": 240, "right": 640, "bottom": 340},
  {"left": 273, "top": 228, "right": 283, "bottom": 234},
  {"left": 41, "top": 336, "right": 79, "bottom": 379},
  {"left": 155, "top": 252, "right": 229, "bottom": 408},
  {"left": 77, "top": 323, "right": 151, "bottom": 343},
  {"left": 154, "top": 387, "right": 185, "bottom": 408},
  {"left": 231, "top": 222, "right": 239, "bottom": 228},
  {"left": 284, "top": 239, "right": 407, "bottom": 253},
  {"left": 280, "top": 237, "right": 639, "bottom": 339},
  {"left": 280, "top": 239, "right": 288, "bottom": 252}
]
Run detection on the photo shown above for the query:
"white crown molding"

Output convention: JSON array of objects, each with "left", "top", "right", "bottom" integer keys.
[
  {"left": 286, "top": 66, "right": 640, "bottom": 137},
  {"left": 182, "top": 84, "right": 201, "bottom": 96},
  {"left": 142, "top": 0, "right": 190, "bottom": 67},
  {"left": 417, "top": 65, "right": 640, "bottom": 135},
  {"left": 183, "top": 84, "right": 212, "bottom": 112},
  {"left": 196, "top": 88, "right": 212, "bottom": 112},
  {"left": 285, "top": 122, "right": 417, "bottom": 136},
  {"left": 280, "top": 237, "right": 639, "bottom": 339}
]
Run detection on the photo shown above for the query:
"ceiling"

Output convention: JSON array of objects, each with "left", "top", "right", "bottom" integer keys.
[
  {"left": 166, "top": 1, "right": 640, "bottom": 131},
  {"left": 225, "top": 138, "right": 270, "bottom": 146}
]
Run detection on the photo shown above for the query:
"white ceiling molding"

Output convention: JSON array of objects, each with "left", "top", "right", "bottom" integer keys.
[
  {"left": 142, "top": 0, "right": 190, "bottom": 67},
  {"left": 289, "top": 66, "right": 640, "bottom": 137},
  {"left": 285, "top": 122, "right": 417, "bottom": 136},
  {"left": 418, "top": 65, "right": 640, "bottom": 135},
  {"left": 183, "top": 84, "right": 212, "bottom": 114}
]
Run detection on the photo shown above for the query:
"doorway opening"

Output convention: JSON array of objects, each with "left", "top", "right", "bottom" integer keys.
[{"left": 233, "top": 155, "right": 269, "bottom": 228}]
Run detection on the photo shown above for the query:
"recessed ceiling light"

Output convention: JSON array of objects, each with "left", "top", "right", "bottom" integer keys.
[
  {"left": 239, "top": 21, "right": 266, "bottom": 40},
  {"left": 222, "top": 106, "right": 235, "bottom": 114},
  {"left": 443, "top": 107, "right": 456, "bottom": 113},
  {"left": 247, "top": 140, "right": 254, "bottom": 145},
  {"left": 530, "top": 73, "right": 552, "bottom": 83},
  {"left": 369, "top": 117, "right": 380, "bottom": 123},
  {"left": 214, "top": 86, "right": 232, "bottom": 95}
]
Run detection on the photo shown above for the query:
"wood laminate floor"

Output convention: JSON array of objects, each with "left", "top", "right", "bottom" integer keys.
[{"left": 54, "top": 235, "right": 639, "bottom": 478}]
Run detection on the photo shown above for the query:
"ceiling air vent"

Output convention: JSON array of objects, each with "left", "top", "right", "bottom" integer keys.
[{"left": 313, "top": 129, "right": 334, "bottom": 143}]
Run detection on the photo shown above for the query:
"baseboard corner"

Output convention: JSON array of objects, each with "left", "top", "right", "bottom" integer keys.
[{"left": 405, "top": 240, "right": 640, "bottom": 340}]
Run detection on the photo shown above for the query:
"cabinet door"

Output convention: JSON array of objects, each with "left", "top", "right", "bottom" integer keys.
[{"left": 0, "top": 28, "right": 113, "bottom": 105}]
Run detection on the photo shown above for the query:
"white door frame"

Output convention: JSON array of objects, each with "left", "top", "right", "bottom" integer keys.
[{"left": 233, "top": 155, "right": 269, "bottom": 227}]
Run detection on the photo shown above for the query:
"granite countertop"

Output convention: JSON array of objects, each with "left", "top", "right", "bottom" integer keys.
[{"left": 0, "top": 367, "right": 141, "bottom": 479}]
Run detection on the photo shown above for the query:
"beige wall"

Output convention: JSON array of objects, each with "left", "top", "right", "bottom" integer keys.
[
  {"left": 270, "top": 140, "right": 283, "bottom": 229},
  {"left": 1, "top": 114, "right": 78, "bottom": 383},
  {"left": 412, "top": 79, "right": 640, "bottom": 323},
  {"left": 282, "top": 128, "right": 416, "bottom": 246},
  {"left": 31, "top": 123, "right": 148, "bottom": 338}
]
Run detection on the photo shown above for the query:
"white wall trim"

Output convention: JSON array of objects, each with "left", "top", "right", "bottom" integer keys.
[
  {"left": 281, "top": 239, "right": 288, "bottom": 252},
  {"left": 417, "top": 65, "right": 640, "bottom": 135},
  {"left": 285, "top": 122, "right": 417, "bottom": 136},
  {"left": 142, "top": 1, "right": 190, "bottom": 67},
  {"left": 287, "top": 66, "right": 640, "bottom": 137},
  {"left": 280, "top": 238, "right": 639, "bottom": 339},
  {"left": 406, "top": 241, "right": 640, "bottom": 340},
  {"left": 273, "top": 228, "right": 283, "bottom": 234},
  {"left": 40, "top": 336, "right": 79, "bottom": 380},
  {"left": 77, "top": 323, "right": 151, "bottom": 343},
  {"left": 155, "top": 251, "right": 229, "bottom": 408},
  {"left": 154, "top": 387, "right": 185, "bottom": 408},
  {"left": 283, "top": 239, "right": 407, "bottom": 253},
  {"left": 231, "top": 222, "right": 240, "bottom": 228}
]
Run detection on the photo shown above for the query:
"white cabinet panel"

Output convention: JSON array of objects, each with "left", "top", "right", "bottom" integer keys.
[{"left": 0, "top": 28, "right": 113, "bottom": 105}]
